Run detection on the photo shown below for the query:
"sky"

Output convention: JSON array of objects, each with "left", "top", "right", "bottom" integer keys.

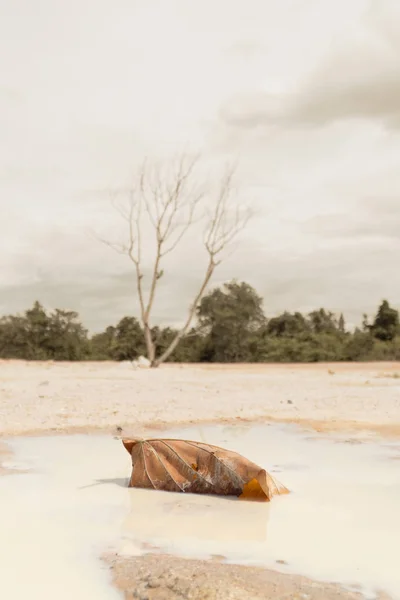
[{"left": 1, "top": 0, "right": 400, "bottom": 331}]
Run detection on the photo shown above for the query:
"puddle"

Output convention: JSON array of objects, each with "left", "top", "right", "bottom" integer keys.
[
  {"left": 0, "top": 435, "right": 129, "bottom": 600},
  {"left": 1, "top": 423, "right": 399, "bottom": 599},
  {"left": 121, "top": 424, "right": 400, "bottom": 599}
]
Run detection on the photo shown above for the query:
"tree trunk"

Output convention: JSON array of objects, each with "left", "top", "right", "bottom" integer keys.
[
  {"left": 152, "top": 263, "right": 215, "bottom": 366},
  {"left": 143, "top": 323, "right": 155, "bottom": 364},
  {"left": 153, "top": 331, "right": 184, "bottom": 366}
]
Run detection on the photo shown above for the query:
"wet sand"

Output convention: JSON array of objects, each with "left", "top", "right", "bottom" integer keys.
[
  {"left": 1, "top": 361, "right": 400, "bottom": 600},
  {"left": 107, "top": 553, "right": 393, "bottom": 600}
]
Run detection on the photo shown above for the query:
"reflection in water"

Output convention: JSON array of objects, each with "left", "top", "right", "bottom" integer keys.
[
  {"left": 220, "top": 423, "right": 255, "bottom": 438},
  {"left": 123, "top": 487, "right": 270, "bottom": 549},
  {"left": 1, "top": 425, "right": 400, "bottom": 600},
  {"left": 120, "top": 423, "right": 400, "bottom": 599}
]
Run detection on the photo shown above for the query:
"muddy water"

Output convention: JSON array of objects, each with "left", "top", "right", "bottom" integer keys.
[
  {"left": 1, "top": 424, "right": 399, "bottom": 599},
  {"left": 0, "top": 434, "right": 128, "bottom": 600}
]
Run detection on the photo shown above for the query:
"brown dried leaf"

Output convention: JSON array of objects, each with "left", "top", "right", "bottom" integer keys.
[{"left": 122, "top": 438, "right": 289, "bottom": 502}]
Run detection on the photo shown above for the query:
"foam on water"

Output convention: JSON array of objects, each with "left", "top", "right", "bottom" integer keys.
[{"left": 1, "top": 423, "right": 399, "bottom": 599}]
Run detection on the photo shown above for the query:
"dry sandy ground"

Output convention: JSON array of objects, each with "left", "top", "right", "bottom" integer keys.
[
  {"left": 1, "top": 360, "right": 400, "bottom": 599},
  {"left": 1, "top": 360, "right": 400, "bottom": 438}
]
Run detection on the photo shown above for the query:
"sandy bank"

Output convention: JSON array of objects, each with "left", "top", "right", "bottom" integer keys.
[
  {"left": 1, "top": 361, "right": 400, "bottom": 438},
  {"left": 106, "top": 553, "right": 392, "bottom": 600}
]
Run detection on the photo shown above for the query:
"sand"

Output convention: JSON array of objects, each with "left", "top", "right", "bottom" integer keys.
[
  {"left": 1, "top": 360, "right": 400, "bottom": 600},
  {"left": 1, "top": 360, "right": 400, "bottom": 438},
  {"left": 106, "top": 553, "right": 393, "bottom": 600}
]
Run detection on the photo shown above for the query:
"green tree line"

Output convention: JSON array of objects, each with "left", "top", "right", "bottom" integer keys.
[{"left": 1, "top": 282, "right": 399, "bottom": 363}]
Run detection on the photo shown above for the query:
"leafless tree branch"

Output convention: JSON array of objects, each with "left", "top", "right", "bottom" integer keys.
[
  {"left": 204, "top": 167, "right": 251, "bottom": 265},
  {"left": 98, "top": 154, "right": 250, "bottom": 366}
]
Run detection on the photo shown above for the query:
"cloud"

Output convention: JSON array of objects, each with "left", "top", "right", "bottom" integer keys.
[
  {"left": 288, "top": 58, "right": 400, "bottom": 128},
  {"left": 301, "top": 197, "right": 400, "bottom": 242},
  {"left": 1, "top": 201, "right": 398, "bottom": 333},
  {"left": 0, "top": 256, "right": 236, "bottom": 333},
  {"left": 220, "top": 92, "right": 289, "bottom": 129},
  {"left": 221, "top": 67, "right": 400, "bottom": 131},
  {"left": 220, "top": 3, "right": 400, "bottom": 130},
  {"left": 2, "top": 232, "right": 395, "bottom": 333},
  {"left": 212, "top": 235, "right": 400, "bottom": 329},
  {"left": 1, "top": 0, "right": 400, "bottom": 333}
]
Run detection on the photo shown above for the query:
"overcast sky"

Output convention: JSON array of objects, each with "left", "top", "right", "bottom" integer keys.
[{"left": 1, "top": 0, "right": 399, "bottom": 331}]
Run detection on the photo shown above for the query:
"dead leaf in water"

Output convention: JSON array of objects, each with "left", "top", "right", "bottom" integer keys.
[{"left": 122, "top": 438, "right": 289, "bottom": 501}]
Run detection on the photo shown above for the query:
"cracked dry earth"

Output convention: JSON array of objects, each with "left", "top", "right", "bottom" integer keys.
[{"left": 107, "top": 554, "right": 392, "bottom": 600}]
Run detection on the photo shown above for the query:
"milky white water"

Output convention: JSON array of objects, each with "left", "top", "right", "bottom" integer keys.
[{"left": 1, "top": 424, "right": 399, "bottom": 600}]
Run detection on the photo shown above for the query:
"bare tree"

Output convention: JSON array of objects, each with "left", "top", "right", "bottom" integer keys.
[{"left": 99, "top": 154, "right": 250, "bottom": 367}]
